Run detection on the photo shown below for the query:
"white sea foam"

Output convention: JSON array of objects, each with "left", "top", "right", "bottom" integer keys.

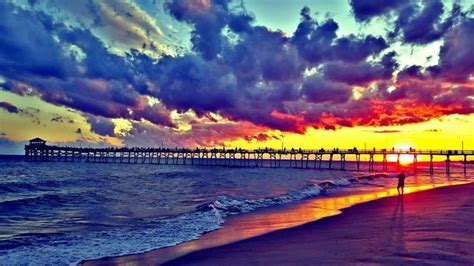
[
  {"left": 210, "top": 183, "right": 324, "bottom": 215},
  {"left": 0, "top": 207, "right": 225, "bottom": 265}
]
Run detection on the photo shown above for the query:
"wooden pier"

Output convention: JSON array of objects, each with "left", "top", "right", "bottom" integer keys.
[{"left": 25, "top": 138, "right": 473, "bottom": 174}]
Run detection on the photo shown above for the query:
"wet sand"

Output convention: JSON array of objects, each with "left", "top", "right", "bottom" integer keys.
[{"left": 165, "top": 183, "right": 474, "bottom": 265}]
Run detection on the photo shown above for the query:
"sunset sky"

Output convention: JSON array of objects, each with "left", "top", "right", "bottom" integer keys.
[{"left": 0, "top": 0, "right": 473, "bottom": 154}]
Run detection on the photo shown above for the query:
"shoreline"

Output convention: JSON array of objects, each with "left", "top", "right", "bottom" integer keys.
[
  {"left": 82, "top": 180, "right": 472, "bottom": 265},
  {"left": 165, "top": 182, "right": 474, "bottom": 265}
]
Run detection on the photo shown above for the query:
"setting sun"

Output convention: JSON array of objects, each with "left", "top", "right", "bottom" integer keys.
[{"left": 387, "top": 143, "right": 416, "bottom": 164}]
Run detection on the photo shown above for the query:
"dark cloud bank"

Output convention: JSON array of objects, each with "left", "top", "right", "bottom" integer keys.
[{"left": 0, "top": 0, "right": 473, "bottom": 146}]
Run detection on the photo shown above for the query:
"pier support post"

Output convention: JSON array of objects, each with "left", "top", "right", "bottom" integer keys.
[
  {"left": 329, "top": 153, "right": 334, "bottom": 169},
  {"left": 464, "top": 155, "right": 467, "bottom": 174},
  {"left": 413, "top": 153, "right": 417, "bottom": 173},
  {"left": 314, "top": 154, "right": 322, "bottom": 169},
  {"left": 240, "top": 152, "right": 246, "bottom": 167},
  {"left": 219, "top": 152, "right": 226, "bottom": 166},
  {"left": 446, "top": 155, "right": 450, "bottom": 174},
  {"left": 229, "top": 152, "right": 236, "bottom": 167},
  {"left": 397, "top": 154, "right": 400, "bottom": 170},
  {"left": 382, "top": 153, "right": 387, "bottom": 171},
  {"left": 429, "top": 154, "right": 434, "bottom": 175},
  {"left": 256, "top": 152, "right": 264, "bottom": 167},
  {"left": 203, "top": 152, "right": 210, "bottom": 165},
  {"left": 369, "top": 153, "right": 374, "bottom": 172},
  {"left": 269, "top": 153, "right": 276, "bottom": 168},
  {"left": 356, "top": 154, "right": 360, "bottom": 171},
  {"left": 301, "top": 153, "right": 309, "bottom": 168},
  {"left": 340, "top": 154, "right": 346, "bottom": 170},
  {"left": 289, "top": 153, "right": 297, "bottom": 168}
]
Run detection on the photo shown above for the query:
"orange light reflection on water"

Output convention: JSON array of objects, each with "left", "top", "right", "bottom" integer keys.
[{"left": 87, "top": 180, "right": 470, "bottom": 266}]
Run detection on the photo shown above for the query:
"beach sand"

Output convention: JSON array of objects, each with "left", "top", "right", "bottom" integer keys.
[{"left": 164, "top": 183, "right": 474, "bottom": 265}]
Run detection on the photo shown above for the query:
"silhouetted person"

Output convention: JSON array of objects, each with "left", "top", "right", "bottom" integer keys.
[{"left": 397, "top": 171, "right": 406, "bottom": 195}]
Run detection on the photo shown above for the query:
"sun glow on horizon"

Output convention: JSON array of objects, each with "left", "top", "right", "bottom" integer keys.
[{"left": 388, "top": 143, "right": 417, "bottom": 164}]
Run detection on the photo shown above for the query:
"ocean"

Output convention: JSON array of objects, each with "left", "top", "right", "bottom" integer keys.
[{"left": 0, "top": 156, "right": 472, "bottom": 265}]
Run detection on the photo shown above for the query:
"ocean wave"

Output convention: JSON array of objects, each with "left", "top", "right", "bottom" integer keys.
[
  {"left": 208, "top": 183, "right": 323, "bottom": 215},
  {"left": 0, "top": 206, "right": 225, "bottom": 265},
  {"left": 0, "top": 182, "right": 38, "bottom": 193},
  {"left": 202, "top": 177, "right": 357, "bottom": 217},
  {"left": 0, "top": 193, "right": 63, "bottom": 208},
  {"left": 0, "top": 178, "right": 356, "bottom": 265}
]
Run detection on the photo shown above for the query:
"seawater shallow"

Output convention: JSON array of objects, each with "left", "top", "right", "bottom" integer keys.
[{"left": 0, "top": 156, "right": 472, "bottom": 265}]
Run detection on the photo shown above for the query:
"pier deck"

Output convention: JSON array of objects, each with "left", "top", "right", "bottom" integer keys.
[{"left": 25, "top": 139, "right": 473, "bottom": 174}]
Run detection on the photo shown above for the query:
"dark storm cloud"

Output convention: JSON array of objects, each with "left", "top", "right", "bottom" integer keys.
[
  {"left": 432, "top": 18, "right": 474, "bottom": 82},
  {"left": 392, "top": 0, "right": 462, "bottom": 44},
  {"left": 349, "top": 0, "right": 410, "bottom": 21},
  {"left": 164, "top": 0, "right": 231, "bottom": 60},
  {"left": 86, "top": 115, "right": 116, "bottom": 136},
  {"left": 322, "top": 52, "right": 398, "bottom": 85},
  {"left": 0, "top": 2, "right": 76, "bottom": 79},
  {"left": 350, "top": 0, "right": 463, "bottom": 44},
  {"left": 302, "top": 75, "right": 352, "bottom": 104},
  {"left": 155, "top": 55, "right": 238, "bottom": 114},
  {"left": 0, "top": 102, "right": 19, "bottom": 113},
  {"left": 131, "top": 103, "right": 176, "bottom": 128},
  {"left": 384, "top": 16, "right": 474, "bottom": 116},
  {"left": 291, "top": 7, "right": 388, "bottom": 64}
]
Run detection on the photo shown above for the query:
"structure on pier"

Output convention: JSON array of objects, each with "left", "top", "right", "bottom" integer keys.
[
  {"left": 24, "top": 138, "right": 472, "bottom": 174},
  {"left": 29, "top": 137, "right": 46, "bottom": 146}
]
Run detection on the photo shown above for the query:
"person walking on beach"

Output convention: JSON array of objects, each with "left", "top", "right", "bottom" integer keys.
[{"left": 397, "top": 171, "right": 406, "bottom": 195}]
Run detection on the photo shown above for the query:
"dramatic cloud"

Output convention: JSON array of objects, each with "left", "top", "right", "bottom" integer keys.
[
  {"left": 322, "top": 52, "right": 398, "bottom": 85},
  {"left": 350, "top": 0, "right": 410, "bottom": 21},
  {"left": 0, "top": 0, "right": 473, "bottom": 148},
  {"left": 350, "top": 0, "right": 463, "bottom": 44},
  {"left": 292, "top": 7, "right": 388, "bottom": 64},
  {"left": 0, "top": 2, "right": 77, "bottom": 79},
  {"left": 0, "top": 102, "right": 19, "bottom": 113},
  {"left": 391, "top": 0, "right": 462, "bottom": 44},
  {"left": 302, "top": 75, "right": 352, "bottom": 103},
  {"left": 155, "top": 55, "right": 238, "bottom": 114},
  {"left": 86, "top": 115, "right": 116, "bottom": 136},
  {"left": 432, "top": 18, "right": 474, "bottom": 82}
]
